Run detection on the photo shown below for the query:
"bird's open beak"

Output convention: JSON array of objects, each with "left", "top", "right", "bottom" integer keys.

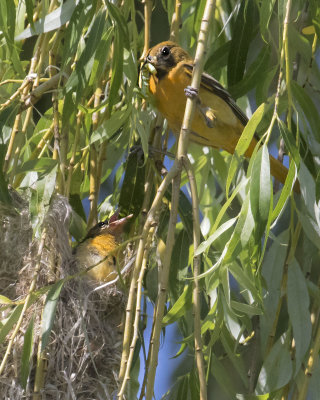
[{"left": 108, "top": 214, "right": 133, "bottom": 235}]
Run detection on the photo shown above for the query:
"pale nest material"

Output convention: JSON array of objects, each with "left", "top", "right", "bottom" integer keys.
[{"left": 0, "top": 193, "right": 126, "bottom": 399}]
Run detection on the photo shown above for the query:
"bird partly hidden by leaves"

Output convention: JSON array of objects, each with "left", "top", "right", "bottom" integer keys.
[
  {"left": 74, "top": 213, "right": 132, "bottom": 283},
  {"left": 144, "top": 41, "right": 300, "bottom": 193}
]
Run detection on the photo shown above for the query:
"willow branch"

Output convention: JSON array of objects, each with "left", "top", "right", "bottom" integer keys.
[
  {"left": 266, "top": 0, "right": 292, "bottom": 143},
  {"left": 142, "top": 0, "right": 152, "bottom": 59},
  {"left": 183, "top": 157, "right": 206, "bottom": 399},
  {"left": 145, "top": 170, "right": 182, "bottom": 400},
  {"left": 144, "top": 2, "right": 215, "bottom": 399},
  {"left": 169, "top": 0, "right": 182, "bottom": 42},
  {"left": 3, "top": 40, "right": 42, "bottom": 174},
  {"left": 117, "top": 227, "right": 154, "bottom": 398},
  {"left": 118, "top": 161, "right": 181, "bottom": 389},
  {"left": 65, "top": 111, "right": 83, "bottom": 198}
]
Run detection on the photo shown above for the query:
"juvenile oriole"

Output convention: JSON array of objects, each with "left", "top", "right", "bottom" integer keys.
[
  {"left": 75, "top": 213, "right": 132, "bottom": 282},
  {"left": 145, "top": 41, "right": 299, "bottom": 192}
]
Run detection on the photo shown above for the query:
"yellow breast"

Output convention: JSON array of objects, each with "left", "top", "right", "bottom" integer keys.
[{"left": 75, "top": 234, "right": 119, "bottom": 283}]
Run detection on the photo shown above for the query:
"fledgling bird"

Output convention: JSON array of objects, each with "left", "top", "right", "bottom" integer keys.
[
  {"left": 74, "top": 213, "right": 132, "bottom": 283},
  {"left": 144, "top": 41, "right": 299, "bottom": 193}
]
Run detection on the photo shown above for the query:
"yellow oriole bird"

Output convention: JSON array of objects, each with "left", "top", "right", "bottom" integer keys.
[
  {"left": 145, "top": 41, "right": 299, "bottom": 193},
  {"left": 75, "top": 213, "right": 132, "bottom": 283}
]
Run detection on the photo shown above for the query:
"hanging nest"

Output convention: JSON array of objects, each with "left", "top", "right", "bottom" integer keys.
[{"left": 0, "top": 193, "right": 127, "bottom": 399}]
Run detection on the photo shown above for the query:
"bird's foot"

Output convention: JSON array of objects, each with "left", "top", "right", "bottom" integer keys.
[{"left": 184, "top": 86, "right": 199, "bottom": 99}]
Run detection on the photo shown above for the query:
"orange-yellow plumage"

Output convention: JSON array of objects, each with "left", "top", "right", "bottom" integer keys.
[
  {"left": 74, "top": 214, "right": 132, "bottom": 283},
  {"left": 146, "top": 41, "right": 299, "bottom": 193}
]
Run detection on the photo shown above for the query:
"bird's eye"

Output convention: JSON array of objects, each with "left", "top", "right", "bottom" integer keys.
[
  {"left": 98, "top": 221, "right": 107, "bottom": 228},
  {"left": 161, "top": 46, "right": 170, "bottom": 58}
]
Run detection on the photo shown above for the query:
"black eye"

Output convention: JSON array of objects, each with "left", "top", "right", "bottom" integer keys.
[
  {"left": 98, "top": 221, "right": 107, "bottom": 227},
  {"left": 161, "top": 46, "right": 170, "bottom": 58}
]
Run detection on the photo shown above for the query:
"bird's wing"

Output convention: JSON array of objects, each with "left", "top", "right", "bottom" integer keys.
[{"left": 183, "top": 63, "right": 249, "bottom": 127}]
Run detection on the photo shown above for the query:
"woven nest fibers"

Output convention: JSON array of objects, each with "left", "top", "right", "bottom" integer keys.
[{"left": 0, "top": 194, "right": 126, "bottom": 399}]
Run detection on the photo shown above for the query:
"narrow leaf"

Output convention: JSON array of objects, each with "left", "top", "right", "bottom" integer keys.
[
  {"left": 162, "top": 285, "right": 193, "bottom": 325},
  {"left": 15, "top": 0, "right": 77, "bottom": 40},
  {"left": 271, "top": 160, "right": 297, "bottom": 223},
  {"left": 256, "top": 335, "right": 292, "bottom": 393},
  {"left": 292, "top": 81, "right": 320, "bottom": 142},
  {"left": 118, "top": 151, "right": 145, "bottom": 218},
  {"left": 250, "top": 145, "right": 271, "bottom": 240},
  {"left": 20, "top": 317, "right": 34, "bottom": 388},
  {"left": 0, "top": 305, "right": 24, "bottom": 345},
  {"left": 90, "top": 106, "right": 131, "bottom": 144},
  {"left": 287, "top": 258, "right": 312, "bottom": 373},
  {"left": 195, "top": 217, "right": 237, "bottom": 256},
  {"left": 259, "top": 0, "right": 276, "bottom": 41},
  {"left": 226, "top": 102, "right": 266, "bottom": 197},
  {"left": 227, "top": 0, "right": 257, "bottom": 86},
  {"left": 277, "top": 119, "right": 300, "bottom": 165},
  {"left": 41, "top": 280, "right": 64, "bottom": 352}
]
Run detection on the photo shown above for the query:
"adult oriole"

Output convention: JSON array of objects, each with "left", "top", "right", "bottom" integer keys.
[
  {"left": 145, "top": 41, "right": 299, "bottom": 192},
  {"left": 74, "top": 213, "right": 132, "bottom": 282}
]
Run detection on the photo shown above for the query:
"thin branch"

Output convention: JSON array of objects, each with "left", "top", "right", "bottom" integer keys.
[
  {"left": 183, "top": 157, "right": 207, "bottom": 399},
  {"left": 117, "top": 228, "right": 154, "bottom": 398},
  {"left": 169, "top": 0, "right": 182, "bottom": 42},
  {"left": 142, "top": 0, "right": 152, "bottom": 59},
  {"left": 144, "top": 1, "right": 216, "bottom": 399},
  {"left": 3, "top": 40, "right": 42, "bottom": 174},
  {"left": 65, "top": 111, "right": 83, "bottom": 198},
  {"left": 118, "top": 161, "right": 181, "bottom": 391},
  {"left": 265, "top": 0, "right": 292, "bottom": 144},
  {"left": 145, "top": 169, "right": 182, "bottom": 400}
]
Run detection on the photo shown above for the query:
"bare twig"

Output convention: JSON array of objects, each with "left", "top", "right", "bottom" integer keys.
[
  {"left": 183, "top": 157, "right": 207, "bottom": 399},
  {"left": 142, "top": 0, "right": 152, "bottom": 59},
  {"left": 117, "top": 228, "right": 154, "bottom": 398},
  {"left": 144, "top": 1, "right": 216, "bottom": 399},
  {"left": 169, "top": 0, "right": 182, "bottom": 42},
  {"left": 118, "top": 161, "right": 181, "bottom": 392}
]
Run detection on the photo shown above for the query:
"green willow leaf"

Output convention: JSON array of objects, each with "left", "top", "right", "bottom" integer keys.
[
  {"left": 259, "top": 0, "right": 276, "bottom": 41},
  {"left": 210, "top": 354, "right": 237, "bottom": 397},
  {"left": 250, "top": 145, "right": 271, "bottom": 240},
  {"left": 195, "top": 217, "right": 237, "bottom": 256},
  {"left": 277, "top": 119, "right": 300, "bottom": 164},
  {"left": 292, "top": 81, "right": 320, "bottom": 142},
  {"left": 15, "top": 0, "right": 78, "bottom": 40},
  {"left": 227, "top": 0, "right": 257, "bottom": 86},
  {"left": 108, "top": 28, "right": 124, "bottom": 110},
  {"left": 41, "top": 280, "right": 64, "bottom": 352},
  {"left": 0, "top": 295, "right": 14, "bottom": 305},
  {"left": 0, "top": 305, "right": 24, "bottom": 345},
  {"left": 0, "top": 159, "right": 11, "bottom": 205},
  {"left": 90, "top": 106, "right": 132, "bottom": 144},
  {"left": 25, "top": 0, "right": 35, "bottom": 30},
  {"left": 287, "top": 258, "right": 312, "bottom": 374},
  {"left": 118, "top": 150, "right": 145, "bottom": 218},
  {"left": 15, "top": 158, "right": 58, "bottom": 174},
  {"left": 60, "top": 0, "right": 97, "bottom": 68},
  {"left": 256, "top": 335, "right": 293, "bottom": 393},
  {"left": 204, "top": 41, "right": 231, "bottom": 76},
  {"left": 226, "top": 102, "right": 266, "bottom": 197},
  {"left": 230, "top": 301, "right": 263, "bottom": 316},
  {"left": 162, "top": 285, "right": 193, "bottom": 326},
  {"left": 271, "top": 160, "right": 297, "bottom": 223},
  {"left": 20, "top": 316, "right": 34, "bottom": 389},
  {"left": 229, "top": 46, "right": 271, "bottom": 99},
  {"left": 65, "top": 9, "right": 107, "bottom": 101}
]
